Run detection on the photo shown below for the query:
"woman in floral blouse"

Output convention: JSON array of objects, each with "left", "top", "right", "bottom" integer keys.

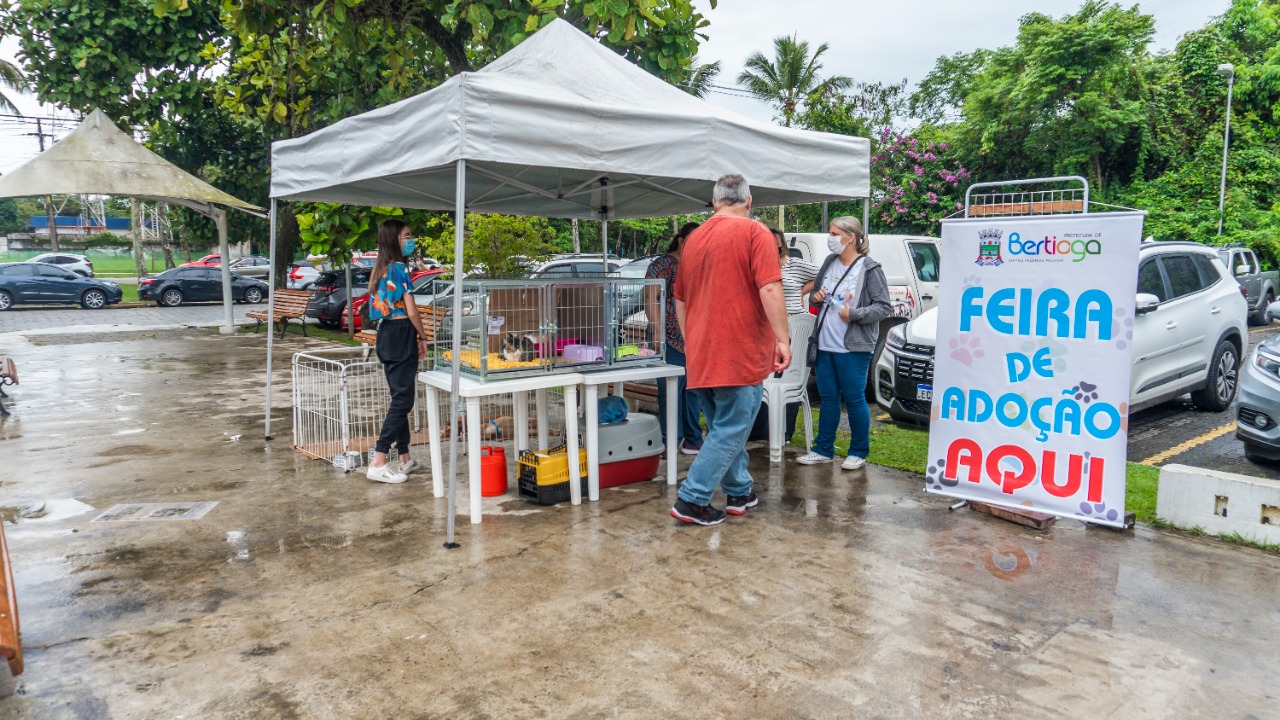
[{"left": 646, "top": 222, "right": 704, "bottom": 454}]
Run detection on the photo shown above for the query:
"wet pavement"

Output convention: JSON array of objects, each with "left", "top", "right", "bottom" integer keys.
[{"left": 0, "top": 329, "right": 1278, "bottom": 719}]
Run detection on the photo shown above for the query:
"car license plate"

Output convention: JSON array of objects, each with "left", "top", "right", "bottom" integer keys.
[{"left": 916, "top": 385, "right": 933, "bottom": 402}]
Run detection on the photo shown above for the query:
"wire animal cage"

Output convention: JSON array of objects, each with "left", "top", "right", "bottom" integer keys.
[
  {"left": 432, "top": 278, "right": 665, "bottom": 381},
  {"left": 292, "top": 348, "right": 430, "bottom": 469},
  {"left": 964, "top": 176, "right": 1090, "bottom": 218}
]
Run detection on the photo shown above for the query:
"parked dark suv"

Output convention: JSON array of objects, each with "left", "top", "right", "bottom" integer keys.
[
  {"left": 306, "top": 268, "right": 372, "bottom": 329},
  {"left": 139, "top": 267, "right": 269, "bottom": 306}
]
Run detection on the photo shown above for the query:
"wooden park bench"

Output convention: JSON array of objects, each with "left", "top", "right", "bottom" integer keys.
[
  {"left": 0, "top": 521, "right": 22, "bottom": 676},
  {"left": 619, "top": 380, "right": 659, "bottom": 410},
  {"left": 246, "top": 288, "right": 313, "bottom": 339},
  {"left": 354, "top": 305, "right": 449, "bottom": 353}
]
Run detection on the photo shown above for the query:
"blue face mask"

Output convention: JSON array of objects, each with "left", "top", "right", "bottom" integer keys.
[{"left": 401, "top": 238, "right": 416, "bottom": 256}]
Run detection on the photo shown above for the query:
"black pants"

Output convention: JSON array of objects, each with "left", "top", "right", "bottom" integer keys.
[{"left": 375, "top": 319, "right": 418, "bottom": 455}]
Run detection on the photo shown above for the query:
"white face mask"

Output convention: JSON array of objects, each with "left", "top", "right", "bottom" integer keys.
[{"left": 827, "top": 234, "right": 846, "bottom": 255}]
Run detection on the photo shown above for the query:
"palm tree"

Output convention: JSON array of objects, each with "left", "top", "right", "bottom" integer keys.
[
  {"left": 737, "top": 35, "right": 851, "bottom": 128},
  {"left": 0, "top": 57, "right": 24, "bottom": 114},
  {"left": 676, "top": 56, "right": 722, "bottom": 98}
]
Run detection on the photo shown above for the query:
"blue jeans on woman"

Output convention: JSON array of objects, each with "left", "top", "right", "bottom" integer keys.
[
  {"left": 813, "top": 350, "right": 873, "bottom": 459},
  {"left": 657, "top": 346, "right": 703, "bottom": 448},
  {"left": 677, "top": 384, "right": 764, "bottom": 506}
]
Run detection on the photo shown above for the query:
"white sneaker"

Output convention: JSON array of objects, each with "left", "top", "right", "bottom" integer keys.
[
  {"left": 796, "top": 452, "right": 833, "bottom": 465},
  {"left": 367, "top": 464, "right": 408, "bottom": 484},
  {"left": 399, "top": 457, "right": 422, "bottom": 474},
  {"left": 841, "top": 455, "right": 867, "bottom": 471}
]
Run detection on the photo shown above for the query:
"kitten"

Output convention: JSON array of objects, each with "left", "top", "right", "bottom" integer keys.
[{"left": 501, "top": 332, "right": 538, "bottom": 363}]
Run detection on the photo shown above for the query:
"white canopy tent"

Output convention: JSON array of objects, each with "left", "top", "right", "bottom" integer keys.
[
  {"left": 0, "top": 109, "right": 264, "bottom": 332},
  {"left": 266, "top": 18, "right": 871, "bottom": 543}
]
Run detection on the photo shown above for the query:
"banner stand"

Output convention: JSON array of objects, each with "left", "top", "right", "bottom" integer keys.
[{"left": 927, "top": 177, "right": 1147, "bottom": 531}]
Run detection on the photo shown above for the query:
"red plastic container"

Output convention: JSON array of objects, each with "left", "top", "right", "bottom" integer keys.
[
  {"left": 599, "top": 455, "right": 661, "bottom": 489},
  {"left": 480, "top": 446, "right": 508, "bottom": 497}
]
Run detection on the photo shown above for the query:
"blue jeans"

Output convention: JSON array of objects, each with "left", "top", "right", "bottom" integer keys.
[
  {"left": 813, "top": 350, "right": 872, "bottom": 459},
  {"left": 678, "top": 385, "right": 764, "bottom": 506},
  {"left": 657, "top": 346, "right": 703, "bottom": 445}
]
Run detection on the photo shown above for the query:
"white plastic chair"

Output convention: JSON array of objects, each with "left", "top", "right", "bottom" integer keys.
[{"left": 762, "top": 313, "right": 815, "bottom": 463}]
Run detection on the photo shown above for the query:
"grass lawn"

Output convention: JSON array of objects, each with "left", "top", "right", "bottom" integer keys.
[
  {"left": 235, "top": 323, "right": 362, "bottom": 346},
  {"left": 0, "top": 252, "right": 177, "bottom": 276},
  {"left": 788, "top": 414, "right": 1276, "bottom": 553}
]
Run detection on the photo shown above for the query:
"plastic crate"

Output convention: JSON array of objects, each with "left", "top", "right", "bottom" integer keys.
[{"left": 517, "top": 445, "right": 589, "bottom": 506}]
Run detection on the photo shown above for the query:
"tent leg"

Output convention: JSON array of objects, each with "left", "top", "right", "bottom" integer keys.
[
  {"left": 863, "top": 198, "right": 871, "bottom": 236},
  {"left": 445, "top": 160, "right": 466, "bottom": 550},
  {"left": 216, "top": 209, "right": 235, "bottom": 335},
  {"left": 601, "top": 218, "right": 608, "bottom": 270},
  {"left": 264, "top": 200, "right": 277, "bottom": 441},
  {"left": 821, "top": 202, "right": 828, "bottom": 232}
]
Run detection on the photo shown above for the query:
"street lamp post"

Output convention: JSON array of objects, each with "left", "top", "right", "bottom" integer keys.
[{"left": 1217, "top": 63, "right": 1235, "bottom": 236}]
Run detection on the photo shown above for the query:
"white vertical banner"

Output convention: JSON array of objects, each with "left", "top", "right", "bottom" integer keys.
[{"left": 925, "top": 212, "right": 1146, "bottom": 527}]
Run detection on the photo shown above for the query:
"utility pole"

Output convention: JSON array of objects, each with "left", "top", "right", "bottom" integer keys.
[{"left": 26, "top": 119, "right": 59, "bottom": 251}]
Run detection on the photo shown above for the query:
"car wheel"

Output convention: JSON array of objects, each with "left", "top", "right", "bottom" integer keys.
[
  {"left": 317, "top": 318, "right": 340, "bottom": 330},
  {"left": 80, "top": 288, "right": 108, "bottom": 309},
  {"left": 1192, "top": 340, "right": 1240, "bottom": 412},
  {"left": 161, "top": 288, "right": 184, "bottom": 307},
  {"left": 0, "top": 290, "right": 11, "bottom": 311},
  {"left": 1251, "top": 291, "right": 1273, "bottom": 326},
  {"left": 1243, "top": 443, "right": 1271, "bottom": 464},
  {"left": 244, "top": 287, "right": 264, "bottom": 304}
]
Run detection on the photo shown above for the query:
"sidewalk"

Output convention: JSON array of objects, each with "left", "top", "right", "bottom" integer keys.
[{"left": 0, "top": 329, "right": 1275, "bottom": 718}]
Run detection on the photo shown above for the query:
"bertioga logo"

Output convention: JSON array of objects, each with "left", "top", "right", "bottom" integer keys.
[{"left": 1007, "top": 232, "right": 1101, "bottom": 262}]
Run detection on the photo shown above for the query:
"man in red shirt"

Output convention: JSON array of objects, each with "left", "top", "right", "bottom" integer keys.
[{"left": 671, "top": 175, "right": 791, "bottom": 525}]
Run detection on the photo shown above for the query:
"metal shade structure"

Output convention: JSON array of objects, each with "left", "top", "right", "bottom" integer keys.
[
  {"left": 0, "top": 109, "right": 264, "bottom": 331},
  {"left": 265, "top": 18, "right": 871, "bottom": 543}
]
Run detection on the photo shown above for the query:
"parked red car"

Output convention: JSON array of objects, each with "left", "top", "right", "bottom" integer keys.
[
  {"left": 340, "top": 269, "right": 444, "bottom": 332},
  {"left": 181, "top": 254, "right": 222, "bottom": 268}
]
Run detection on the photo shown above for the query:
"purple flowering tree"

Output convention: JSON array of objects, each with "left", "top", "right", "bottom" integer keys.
[{"left": 871, "top": 130, "right": 971, "bottom": 235}]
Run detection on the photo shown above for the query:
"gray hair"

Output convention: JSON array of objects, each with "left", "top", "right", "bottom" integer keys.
[
  {"left": 712, "top": 175, "right": 751, "bottom": 206},
  {"left": 831, "top": 216, "right": 869, "bottom": 255}
]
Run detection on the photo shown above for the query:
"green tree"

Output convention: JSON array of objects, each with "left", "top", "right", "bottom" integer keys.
[
  {"left": 0, "top": 197, "right": 21, "bottom": 233},
  {"left": 911, "top": 1, "right": 1154, "bottom": 191},
  {"left": 737, "top": 34, "right": 851, "bottom": 128},
  {"left": 419, "top": 214, "right": 557, "bottom": 277},
  {"left": 673, "top": 56, "right": 721, "bottom": 97}
]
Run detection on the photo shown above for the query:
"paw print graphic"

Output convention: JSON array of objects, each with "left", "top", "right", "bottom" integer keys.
[
  {"left": 1110, "top": 308, "right": 1134, "bottom": 350},
  {"left": 949, "top": 336, "right": 985, "bottom": 366},
  {"left": 1020, "top": 339, "right": 1068, "bottom": 373},
  {"left": 925, "top": 458, "right": 959, "bottom": 488},
  {"left": 1078, "top": 501, "right": 1120, "bottom": 523},
  {"left": 962, "top": 274, "right": 982, "bottom": 290},
  {"left": 1071, "top": 381, "right": 1099, "bottom": 404}
]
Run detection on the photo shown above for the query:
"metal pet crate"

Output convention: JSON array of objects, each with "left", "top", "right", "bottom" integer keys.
[
  {"left": 432, "top": 278, "right": 665, "bottom": 381},
  {"left": 292, "top": 348, "right": 430, "bottom": 469}
]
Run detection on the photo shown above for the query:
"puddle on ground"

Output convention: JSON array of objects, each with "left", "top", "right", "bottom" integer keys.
[{"left": 1, "top": 498, "right": 95, "bottom": 524}]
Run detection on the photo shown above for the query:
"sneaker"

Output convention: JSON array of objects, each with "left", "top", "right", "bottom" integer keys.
[
  {"left": 796, "top": 452, "right": 833, "bottom": 465},
  {"left": 841, "top": 455, "right": 867, "bottom": 471},
  {"left": 366, "top": 464, "right": 408, "bottom": 484},
  {"left": 725, "top": 492, "right": 758, "bottom": 516},
  {"left": 670, "top": 498, "right": 726, "bottom": 526},
  {"left": 679, "top": 439, "right": 703, "bottom": 455},
  {"left": 399, "top": 457, "right": 422, "bottom": 474}
]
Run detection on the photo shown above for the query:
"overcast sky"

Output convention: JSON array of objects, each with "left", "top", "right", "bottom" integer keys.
[{"left": 0, "top": 0, "right": 1231, "bottom": 174}]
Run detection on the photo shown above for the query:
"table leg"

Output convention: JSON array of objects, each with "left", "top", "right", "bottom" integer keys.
[
  {"left": 565, "top": 384, "right": 582, "bottom": 505},
  {"left": 666, "top": 374, "right": 679, "bottom": 485},
  {"left": 535, "top": 388, "right": 549, "bottom": 451},
  {"left": 426, "top": 386, "right": 444, "bottom": 497},
  {"left": 612, "top": 381, "right": 624, "bottom": 398},
  {"left": 513, "top": 390, "right": 529, "bottom": 455},
  {"left": 466, "top": 397, "right": 483, "bottom": 524},
  {"left": 585, "top": 384, "right": 600, "bottom": 502}
]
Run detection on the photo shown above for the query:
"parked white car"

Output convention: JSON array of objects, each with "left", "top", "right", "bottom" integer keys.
[
  {"left": 877, "top": 240, "right": 1249, "bottom": 423},
  {"left": 26, "top": 252, "right": 94, "bottom": 277}
]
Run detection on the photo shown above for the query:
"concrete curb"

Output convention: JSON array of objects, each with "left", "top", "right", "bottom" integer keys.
[{"left": 1156, "top": 463, "right": 1280, "bottom": 544}]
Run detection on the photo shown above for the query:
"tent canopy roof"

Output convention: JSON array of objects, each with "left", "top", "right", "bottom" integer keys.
[
  {"left": 270, "top": 18, "right": 869, "bottom": 219},
  {"left": 0, "top": 109, "right": 262, "bottom": 216}
]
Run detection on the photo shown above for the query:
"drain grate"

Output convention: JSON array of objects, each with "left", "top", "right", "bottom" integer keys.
[{"left": 92, "top": 502, "right": 218, "bottom": 522}]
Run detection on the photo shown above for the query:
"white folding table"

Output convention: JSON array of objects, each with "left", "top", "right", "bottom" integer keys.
[
  {"left": 578, "top": 364, "right": 685, "bottom": 501},
  {"left": 419, "top": 369, "right": 585, "bottom": 524}
]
